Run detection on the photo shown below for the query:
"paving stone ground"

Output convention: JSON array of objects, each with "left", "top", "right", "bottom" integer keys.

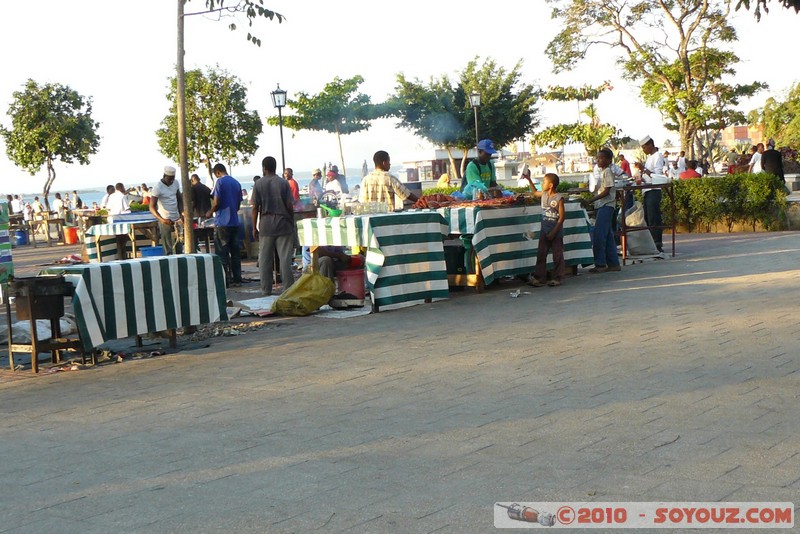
[{"left": 1, "top": 232, "right": 799, "bottom": 533}]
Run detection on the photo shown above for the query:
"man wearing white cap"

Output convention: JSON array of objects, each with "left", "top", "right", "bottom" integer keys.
[
  {"left": 633, "top": 136, "right": 666, "bottom": 252},
  {"left": 149, "top": 165, "right": 183, "bottom": 255}
]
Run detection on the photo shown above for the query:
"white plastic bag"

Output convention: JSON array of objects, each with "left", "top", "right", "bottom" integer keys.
[{"left": 624, "top": 201, "right": 659, "bottom": 256}]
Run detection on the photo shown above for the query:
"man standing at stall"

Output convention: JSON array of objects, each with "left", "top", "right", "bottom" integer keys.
[
  {"left": 329, "top": 165, "right": 349, "bottom": 194},
  {"left": 191, "top": 174, "right": 212, "bottom": 219},
  {"left": 206, "top": 164, "right": 243, "bottom": 287},
  {"left": 359, "top": 150, "right": 417, "bottom": 210},
  {"left": 251, "top": 156, "right": 296, "bottom": 296},
  {"left": 149, "top": 166, "right": 183, "bottom": 255},
  {"left": 463, "top": 139, "right": 498, "bottom": 196},
  {"left": 634, "top": 136, "right": 666, "bottom": 252}
]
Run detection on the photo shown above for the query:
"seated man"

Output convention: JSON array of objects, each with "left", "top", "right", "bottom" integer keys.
[
  {"left": 317, "top": 246, "right": 350, "bottom": 282},
  {"left": 679, "top": 160, "right": 702, "bottom": 180}
]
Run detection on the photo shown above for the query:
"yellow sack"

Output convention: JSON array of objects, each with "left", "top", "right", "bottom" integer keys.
[{"left": 271, "top": 270, "right": 335, "bottom": 316}]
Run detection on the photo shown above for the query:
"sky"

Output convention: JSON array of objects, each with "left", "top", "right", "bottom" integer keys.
[{"left": 0, "top": 0, "right": 797, "bottom": 193}]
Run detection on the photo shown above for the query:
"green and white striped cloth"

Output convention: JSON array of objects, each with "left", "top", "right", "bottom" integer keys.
[
  {"left": 85, "top": 223, "right": 156, "bottom": 262},
  {"left": 42, "top": 254, "right": 228, "bottom": 350},
  {"left": 439, "top": 204, "right": 594, "bottom": 284},
  {"left": 298, "top": 212, "right": 449, "bottom": 310}
]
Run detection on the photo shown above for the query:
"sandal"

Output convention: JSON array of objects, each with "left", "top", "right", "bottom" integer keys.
[
  {"left": 547, "top": 280, "right": 561, "bottom": 287},
  {"left": 527, "top": 279, "right": 546, "bottom": 287}
]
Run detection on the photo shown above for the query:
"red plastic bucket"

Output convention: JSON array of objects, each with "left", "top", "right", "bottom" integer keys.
[
  {"left": 335, "top": 269, "right": 366, "bottom": 299},
  {"left": 64, "top": 226, "right": 79, "bottom": 244}
]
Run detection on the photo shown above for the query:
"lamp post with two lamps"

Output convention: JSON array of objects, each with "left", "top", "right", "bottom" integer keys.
[{"left": 270, "top": 84, "right": 287, "bottom": 172}]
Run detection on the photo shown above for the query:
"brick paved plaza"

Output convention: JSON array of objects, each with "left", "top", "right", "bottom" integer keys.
[{"left": 1, "top": 233, "right": 799, "bottom": 532}]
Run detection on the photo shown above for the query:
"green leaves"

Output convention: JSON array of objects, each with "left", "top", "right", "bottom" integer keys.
[
  {"left": 455, "top": 57, "right": 541, "bottom": 150},
  {"left": 547, "top": 0, "right": 762, "bottom": 154},
  {"left": 157, "top": 66, "right": 262, "bottom": 177},
  {"left": 750, "top": 83, "right": 800, "bottom": 148},
  {"left": 663, "top": 174, "right": 787, "bottom": 231},
  {"left": 1, "top": 79, "right": 100, "bottom": 202},
  {"left": 268, "top": 75, "right": 376, "bottom": 136}
]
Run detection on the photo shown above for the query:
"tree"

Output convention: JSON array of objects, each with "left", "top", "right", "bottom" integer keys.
[
  {"left": 391, "top": 57, "right": 541, "bottom": 178},
  {"left": 0, "top": 80, "right": 99, "bottom": 209},
  {"left": 176, "top": 0, "right": 283, "bottom": 252},
  {"left": 546, "top": 0, "right": 763, "bottom": 157},
  {"left": 736, "top": 0, "right": 800, "bottom": 19},
  {"left": 533, "top": 82, "right": 629, "bottom": 157},
  {"left": 749, "top": 83, "right": 800, "bottom": 148},
  {"left": 391, "top": 74, "right": 468, "bottom": 180},
  {"left": 157, "top": 66, "right": 262, "bottom": 181},
  {"left": 456, "top": 58, "right": 541, "bottom": 177},
  {"left": 269, "top": 76, "right": 377, "bottom": 175}
]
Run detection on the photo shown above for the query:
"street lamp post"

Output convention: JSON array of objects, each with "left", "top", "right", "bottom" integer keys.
[
  {"left": 469, "top": 92, "right": 481, "bottom": 153},
  {"left": 271, "top": 84, "right": 287, "bottom": 172}
]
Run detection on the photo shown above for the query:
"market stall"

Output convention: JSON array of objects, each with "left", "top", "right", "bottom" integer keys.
[
  {"left": 297, "top": 212, "right": 449, "bottom": 311},
  {"left": 439, "top": 203, "right": 594, "bottom": 287},
  {"left": 85, "top": 220, "right": 160, "bottom": 262},
  {"left": 42, "top": 254, "right": 228, "bottom": 351}
]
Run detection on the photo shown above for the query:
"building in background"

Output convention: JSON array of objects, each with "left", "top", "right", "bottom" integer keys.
[{"left": 721, "top": 125, "right": 764, "bottom": 147}]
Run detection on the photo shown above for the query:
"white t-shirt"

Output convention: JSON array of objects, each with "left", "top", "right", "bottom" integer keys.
[
  {"left": 324, "top": 179, "right": 343, "bottom": 195},
  {"left": 53, "top": 198, "right": 64, "bottom": 218},
  {"left": 106, "top": 191, "right": 130, "bottom": 215},
  {"left": 151, "top": 179, "right": 181, "bottom": 220},
  {"left": 10, "top": 199, "right": 22, "bottom": 213},
  {"left": 749, "top": 152, "right": 762, "bottom": 173},
  {"left": 642, "top": 151, "right": 667, "bottom": 192},
  {"left": 677, "top": 157, "right": 687, "bottom": 172}
]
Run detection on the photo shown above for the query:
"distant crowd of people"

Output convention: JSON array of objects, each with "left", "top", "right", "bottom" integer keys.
[{"left": 5, "top": 190, "right": 85, "bottom": 223}]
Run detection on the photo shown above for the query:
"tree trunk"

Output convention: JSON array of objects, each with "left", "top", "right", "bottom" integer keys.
[
  {"left": 678, "top": 119, "right": 696, "bottom": 160},
  {"left": 205, "top": 159, "right": 213, "bottom": 184},
  {"left": 177, "top": 0, "right": 195, "bottom": 253},
  {"left": 335, "top": 127, "right": 346, "bottom": 177},
  {"left": 459, "top": 146, "right": 470, "bottom": 179},
  {"left": 42, "top": 156, "right": 55, "bottom": 211},
  {"left": 445, "top": 147, "right": 458, "bottom": 183}
]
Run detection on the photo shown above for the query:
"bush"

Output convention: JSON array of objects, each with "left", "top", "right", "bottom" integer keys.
[
  {"left": 422, "top": 180, "right": 583, "bottom": 196},
  {"left": 661, "top": 173, "right": 787, "bottom": 232}
]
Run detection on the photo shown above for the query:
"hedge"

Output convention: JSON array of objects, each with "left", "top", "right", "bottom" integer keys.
[
  {"left": 422, "top": 181, "right": 583, "bottom": 197},
  {"left": 662, "top": 173, "right": 787, "bottom": 232}
]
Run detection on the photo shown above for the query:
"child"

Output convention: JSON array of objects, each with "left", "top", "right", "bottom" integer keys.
[
  {"left": 583, "top": 148, "right": 621, "bottom": 273},
  {"left": 524, "top": 172, "right": 566, "bottom": 287}
]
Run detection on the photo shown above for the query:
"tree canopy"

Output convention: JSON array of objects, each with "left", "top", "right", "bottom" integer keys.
[
  {"left": 749, "top": 83, "right": 800, "bottom": 148},
  {"left": 157, "top": 66, "right": 262, "bottom": 180},
  {"left": 736, "top": 0, "right": 800, "bottom": 19},
  {"left": 187, "top": 0, "right": 285, "bottom": 45},
  {"left": 546, "top": 0, "right": 763, "bottom": 157},
  {"left": 391, "top": 57, "right": 541, "bottom": 177},
  {"left": 0, "top": 79, "right": 100, "bottom": 207},
  {"left": 269, "top": 75, "right": 378, "bottom": 174}
]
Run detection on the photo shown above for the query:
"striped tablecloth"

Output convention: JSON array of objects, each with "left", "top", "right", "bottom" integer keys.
[
  {"left": 298, "top": 212, "right": 449, "bottom": 310},
  {"left": 42, "top": 254, "right": 228, "bottom": 350},
  {"left": 85, "top": 222, "right": 159, "bottom": 262},
  {"left": 439, "top": 203, "right": 594, "bottom": 284}
]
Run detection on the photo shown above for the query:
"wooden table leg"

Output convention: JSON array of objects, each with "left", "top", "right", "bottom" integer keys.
[
  {"left": 28, "top": 294, "right": 39, "bottom": 374},
  {"left": 168, "top": 329, "right": 177, "bottom": 349},
  {"left": 6, "top": 300, "right": 13, "bottom": 371}
]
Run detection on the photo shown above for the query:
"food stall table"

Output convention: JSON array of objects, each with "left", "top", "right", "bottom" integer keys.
[
  {"left": 439, "top": 203, "right": 594, "bottom": 288},
  {"left": 85, "top": 220, "right": 160, "bottom": 262},
  {"left": 41, "top": 254, "right": 228, "bottom": 351},
  {"left": 297, "top": 212, "right": 450, "bottom": 311},
  {"left": 616, "top": 183, "right": 676, "bottom": 265}
]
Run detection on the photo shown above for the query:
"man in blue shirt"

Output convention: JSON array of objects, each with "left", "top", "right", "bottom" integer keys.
[{"left": 206, "top": 163, "right": 243, "bottom": 287}]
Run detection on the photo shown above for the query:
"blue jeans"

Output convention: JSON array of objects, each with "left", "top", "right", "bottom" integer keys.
[
  {"left": 593, "top": 205, "right": 620, "bottom": 267},
  {"left": 214, "top": 226, "right": 242, "bottom": 283}
]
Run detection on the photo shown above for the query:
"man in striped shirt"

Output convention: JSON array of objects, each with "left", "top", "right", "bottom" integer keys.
[{"left": 359, "top": 150, "right": 417, "bottom": 211}]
